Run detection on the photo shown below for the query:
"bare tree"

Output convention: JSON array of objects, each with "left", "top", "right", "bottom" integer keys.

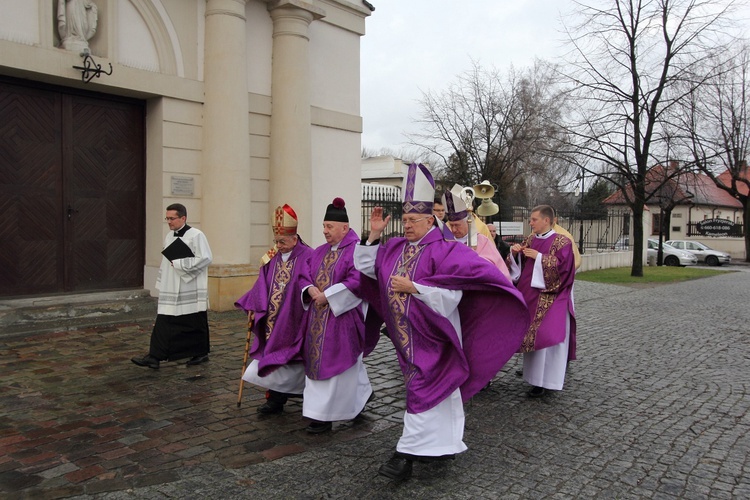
[
  {"left": 408, "top": 59, "right": 570, "bottom": 206},
  {"left": 559, "top": 0, "right": 736, "bottom": 276},
  {"left": 673, "top": 45, "right": 750, "bottom": 261}
]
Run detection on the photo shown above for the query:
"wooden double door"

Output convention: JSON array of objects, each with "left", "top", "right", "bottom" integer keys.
[{"left": 0, "top": 78, "right": 145, "bottom": 297}]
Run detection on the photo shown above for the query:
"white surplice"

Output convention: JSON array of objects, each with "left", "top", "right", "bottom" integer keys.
[
  {"left": 303, "top": 354, "right": 372, "bottom": 421},
  {"left": 243, "top": 359, "right": 306, "bottom": 394},
  {"left": 156, "top": 227, "right": 212, "bottom": 316}
]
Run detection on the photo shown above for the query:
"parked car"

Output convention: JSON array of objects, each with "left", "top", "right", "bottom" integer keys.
[
  {"left": 612, "top": 236, "right": 630, "bottom": 251},
  {"left": 665, "top": 240, "right": 732, "bottom": 266},
  {"left": 647, "top": 239, "right": 698, "bottom": 266}
]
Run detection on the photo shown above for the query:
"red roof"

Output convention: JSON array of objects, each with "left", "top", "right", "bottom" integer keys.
[
  {"left": 603, "top": 165, "right": 743, "bottom": 209},
  {"left": 717, "top": 164, "right": 750, "bottom": 197}
]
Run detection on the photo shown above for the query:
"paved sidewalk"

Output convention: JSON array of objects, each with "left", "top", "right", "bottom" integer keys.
[{"left": 1, "top": 270, "right": 749, "bottom": 498}]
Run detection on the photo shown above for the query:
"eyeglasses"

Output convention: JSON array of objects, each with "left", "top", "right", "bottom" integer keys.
[
  {"left": 401, "top": 217, "right": 430, "bottom": 226},
  {"left": 165, "top": 216, "right": 183, "bottom": 221},
  {"left": 274, "top": 238, "right": 291, "bottom": 245}
]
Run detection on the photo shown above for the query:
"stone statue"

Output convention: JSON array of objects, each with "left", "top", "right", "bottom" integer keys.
[{"left": 57, "top": 0, "right": 98, "bottom": 53}]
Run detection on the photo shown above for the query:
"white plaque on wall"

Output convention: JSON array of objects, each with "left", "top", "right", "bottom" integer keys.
[
  {"left": 501, "top": 222, "right": 525, "bottom": 235},
  {"left": 171, "top": 176, "right": 194, "bottom": 196}
]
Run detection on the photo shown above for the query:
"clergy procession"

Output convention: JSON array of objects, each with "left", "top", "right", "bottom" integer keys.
[{"left": 132, "top": 164, "right": 578, "bottom": 482}]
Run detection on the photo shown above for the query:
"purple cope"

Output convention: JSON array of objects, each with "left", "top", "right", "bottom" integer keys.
[
  {"left": 303, "top": 229, "right": 374, "bottom": 380},
  {"left": 234, "top": 242, "right": 313, "bottom": 377},
  {"left": 361, "top": 228, "right": 530, "bottom": 414}
]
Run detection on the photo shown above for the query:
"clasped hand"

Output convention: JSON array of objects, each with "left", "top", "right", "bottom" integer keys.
[
  {"left": 308, "top": 286, "right": 329, "bottom": 306},
  {"left": 391, "top": 275, "right": 418, "bottom": 294},
  {"left": 511, "top": 243, "right": 539, "bottom": 260}
]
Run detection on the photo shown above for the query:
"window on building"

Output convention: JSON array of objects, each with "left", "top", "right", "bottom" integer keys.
[{"left": 652, "top": 214, "right": 661, "bottom": 235}]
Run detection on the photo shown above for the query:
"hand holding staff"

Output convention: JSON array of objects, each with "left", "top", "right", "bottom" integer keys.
[{"left": 237, "top": 312, "right": 255, "bottom": 408}]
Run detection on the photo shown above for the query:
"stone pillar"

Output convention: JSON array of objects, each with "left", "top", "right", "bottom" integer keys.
[
  {"left": 203, "top": 0, "right": 253, "bottom": 310},
  {"left": 267, "top": 0, "right": 325, "bottom": 244}
]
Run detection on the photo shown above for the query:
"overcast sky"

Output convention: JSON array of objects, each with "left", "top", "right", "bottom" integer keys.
[{"left": 360, "top": 0, "right": 576, "bottom": 154}]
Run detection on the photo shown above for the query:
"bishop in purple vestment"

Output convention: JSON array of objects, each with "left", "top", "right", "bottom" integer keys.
[
  {"left": 354, "top": 163, "right": 529, "bottom": 481},
  {"left": 300, "top": 198, "right": 375, "bottom": 434},
  {"left": 234, "top": 205, "right": 312, "bottom": 414},
  {"left": 508, "top": 204, "right": 577, "bottom": 398}
]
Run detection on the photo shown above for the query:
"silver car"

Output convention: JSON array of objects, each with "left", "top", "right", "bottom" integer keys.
[
  {"left": 612, "top": 236, "right": 630, "bottom": 251},
  {"left": 666, "top": 240, "right": 732, "bottom": 266},
  {"left": 647, "top": 239, "right": 698, "bottom": 266}
]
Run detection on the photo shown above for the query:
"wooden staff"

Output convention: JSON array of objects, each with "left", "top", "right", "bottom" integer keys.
[{"left": 237, "top": 315, "right": 254, "bottom": 407}]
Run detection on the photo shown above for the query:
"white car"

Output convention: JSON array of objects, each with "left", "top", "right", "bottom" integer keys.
[
  {"left": 666, "top": 240, "right": 732, "bottom": 266},
  {"left": 612, "top": 236, "right": 630, "bottom": 251},
  {"left": 647, "top": 239, "right": 698, "bottom": 266}
]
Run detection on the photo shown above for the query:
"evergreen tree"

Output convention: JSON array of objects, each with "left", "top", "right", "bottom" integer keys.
[{"left": 580, "top": 179, "right": 613, "bottom": 219}]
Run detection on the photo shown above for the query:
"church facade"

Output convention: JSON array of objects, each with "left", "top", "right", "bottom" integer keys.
[{"left": 0, "top": 0, "right": 372, "bottom": 309}]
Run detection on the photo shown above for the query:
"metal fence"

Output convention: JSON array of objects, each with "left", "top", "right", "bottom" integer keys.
[
  {"left": 361, "top": 184, "right": 403, "bottom": 243},
  {"left": 361, "top": 184, "right": 633, "bottom": 253},
  {"left": 502, "top": 207, "right": 633, "bottom": 253}
]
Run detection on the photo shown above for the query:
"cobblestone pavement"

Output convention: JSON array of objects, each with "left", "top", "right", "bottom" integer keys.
[{"left": 1, "top": 268, "right": 749, "bottom": 499}]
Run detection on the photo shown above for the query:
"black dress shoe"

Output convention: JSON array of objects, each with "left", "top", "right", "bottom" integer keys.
[
  {"left": 378, "top": 453, "right": 413, "bottom": 481},
  {"left": 527, "top": 386, "right": 547, "bottom": 398},
  {"left": 186, "top": 355, "right": 209, "bottom": 366},
  {"left": 398, "top": 452, "right": 455, "bottom": 463},
  {"left": 131, "top": 355, "right": 159, "bottom": 369},
  {"left": 306, "top": 420, "right": 332, "bottom": 434},
  {"left": 257, "top": 399, "right": 284, "bottom": 415}
]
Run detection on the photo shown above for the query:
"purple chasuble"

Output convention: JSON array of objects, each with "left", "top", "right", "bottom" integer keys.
[
  {"left": 234, "top": 242, "right": 312, "bottom": 377},
  {"left": 304, "top": 229, "right": 369, "bottom": 380},
  {"left": 365, "top": 228, "right": 530, "bottom": 414},
  {"left": 515, "top": 233, "right": 577, "bottom": 359}
]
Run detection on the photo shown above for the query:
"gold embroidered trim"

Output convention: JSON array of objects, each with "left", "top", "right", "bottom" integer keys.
[
  {"left": 386, "top": 244, "right": 422, "bottom": 385},
  {"left": 519, "top": 234, "right": 570, "bottom": 352},
  {"left": 265, "top": 257, "right": 296, "bottom": 340},
  {"left": 307, "top": 248, "right": 341, "bottom": 376}
]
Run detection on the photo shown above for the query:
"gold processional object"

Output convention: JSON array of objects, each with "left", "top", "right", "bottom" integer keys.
[{"left": 473, "top": 180, "right": 499, "bottom": 217}]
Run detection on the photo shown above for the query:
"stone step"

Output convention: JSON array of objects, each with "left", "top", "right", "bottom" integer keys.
[{"left": 0, "top": 289, "right": 157, "bottom": 338}]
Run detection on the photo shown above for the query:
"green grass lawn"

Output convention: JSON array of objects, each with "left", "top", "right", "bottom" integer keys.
[{"left": 576, "top": 266, "right": 730, "bottom": 285}]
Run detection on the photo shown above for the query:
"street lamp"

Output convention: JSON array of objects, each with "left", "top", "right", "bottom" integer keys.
[
  {"left": 575, "top": 169, "right": 585, "bottom": 254},
  {"left": 656, "top": 193, "right": 666, "bottom": 266}
]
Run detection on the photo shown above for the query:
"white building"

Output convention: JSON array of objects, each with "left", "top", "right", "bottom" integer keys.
[
  {"left": 0, "top": 0, "right": 373, "bottom": 309},
  {"left": 603, "top": 165, "right": 746, "bottom": 259},
  {"left": 361, "top": 155, "right": 411, "bottom": 188}
]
